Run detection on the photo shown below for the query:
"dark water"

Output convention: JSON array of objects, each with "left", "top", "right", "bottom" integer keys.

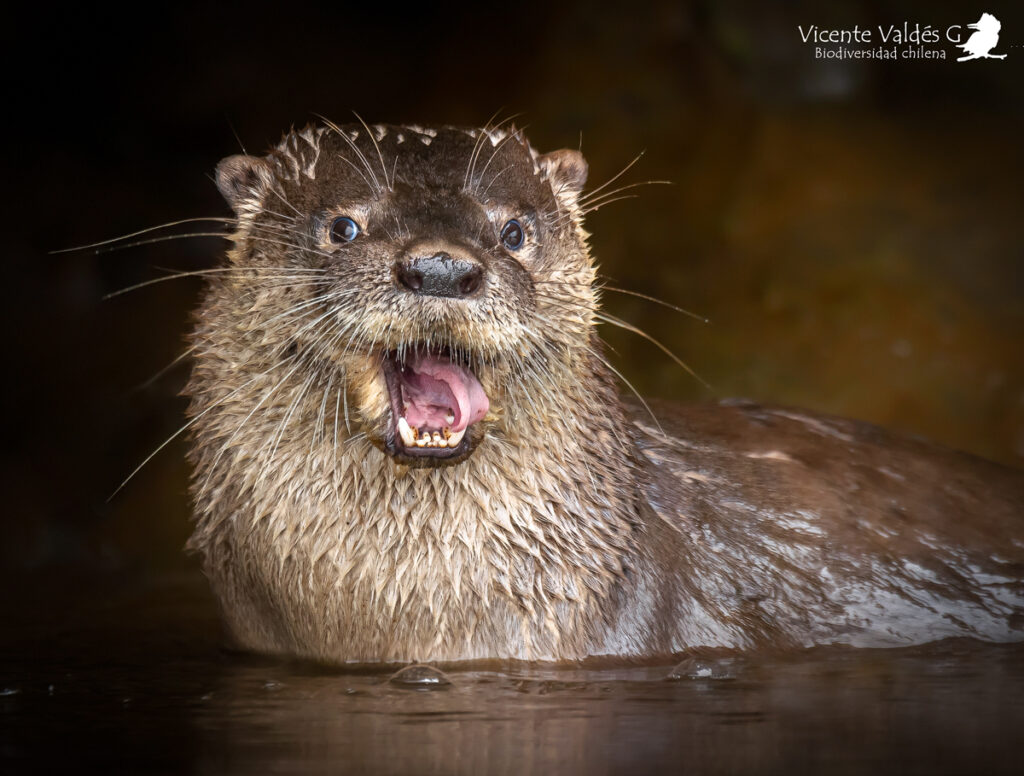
[{"left": 3, "top": 570, "right": 1023, "bottom": 775}]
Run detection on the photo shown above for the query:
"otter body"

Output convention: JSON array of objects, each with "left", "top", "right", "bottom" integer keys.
[{"left": 185, "top": 123, "right": 1024, "bottom": 663}]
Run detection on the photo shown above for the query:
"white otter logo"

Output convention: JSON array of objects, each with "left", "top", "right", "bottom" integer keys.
[{"left": 957, "top": 12, "right": 1007, "bottom": 61}]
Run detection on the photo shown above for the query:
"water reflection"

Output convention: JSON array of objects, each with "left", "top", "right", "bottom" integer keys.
[
  {"left": 3, "top": 571, "right": 1023, "bottom": 774},
  {"left": 190, "top": 644, "right": 1023, "bottom": 775}
]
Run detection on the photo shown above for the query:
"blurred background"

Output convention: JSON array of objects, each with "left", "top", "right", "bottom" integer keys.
[{"left": 3, "top": 0, "right": 1022, "bottom": 578}]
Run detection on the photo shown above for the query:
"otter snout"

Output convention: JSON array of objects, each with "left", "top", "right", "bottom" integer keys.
[{"left": 394, "top": 252, "right": 484, "bottom": 299}]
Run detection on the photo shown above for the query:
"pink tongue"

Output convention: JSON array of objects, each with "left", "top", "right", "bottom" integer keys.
[{"left": 400, "top": 353, "right": 489, "bottom": 433}]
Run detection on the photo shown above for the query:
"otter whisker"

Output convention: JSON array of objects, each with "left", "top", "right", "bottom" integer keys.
[
  {"left": 576, "top": 180, "right": 672, "bottom": 208},
  {"left": 281, "top": 318, "right": 354, "bottom": 458},
  {"left": 584, "top": 344, "right": 665, "bottom": 435},
  {"left": 536, "top": 281, "right": 708, "bottom": 322},
  {"left": 549, "top": 194, "right": 645, "bottom": 231},
  {"left": 104, "top": 268, "right": 329, "bottom": 300},
  {"left": 530, "top": 293, "right": 595, "bottom": 326},
  {"left": 532, "top": 291, "right": 705, "bottom": 390},
  {"left": 281, "top": 313, "right": 366, "bottom": 376},
  {"left": 111, "top": 354, "right": 298, "bottom": 501},
  {"left": 266, "top": 367, "right": 317, "bottom": 466},
  {"left": 472, "top": 126, "right": 524, "bottom": 195},
  {"left": 463, "top": 108, "right": 505, "bottom": 190},
  {"left": 241, "top": 234, "right": 344, "bottom": 264},
  {"left": 237, "top": 236, "right": 338, "bottom": 263},
  {"left": 50, "top": 217, "right": 236, "bottom": 255},
  {"left": 579, "top": 151, "right": 645, "bottom": 204},
  {"left": 250, "top": 205, "right": 302, "bottom": 224},
  {"left": 595, "top": 312, "right": 710, "bottom": 389},
  {"left": 132, "top": 344, "right": 198, "bottom": 393},
  {"left": 333, "top": 385, "right": 342, "bottom": 464},
  {"left": 197, "top": 347, "right": 315, "bottom": 500},
  {"left": 313, "top": 370, "right": 336, "bottom": 453},
  {"left": 216, "top": 305, "right": 356, "bottom": 475},
  {"left": 248, "top": 219, "right": 310, "bottom": 241},
  {"left": 66, "top": 231, "right": 233, "bottom": 255},
  {"left": 342, "top": 382, "right": 351, "bottom": 436},
  {"left": 481, "top": 164, "right": 514, "bottom": 200},
  {"left": 267, "top": 184, "right": 305, "bottom": 219},
  {"left": 475, "top": 130, "right": 520, "bottom": 188},
  {"left": 464, "top": 112, "right": 523, "bottom": 193},
  {"left": 353, "top": 111, "right": 393, "bottom": 190},
  {"left": 332, "top": 153, "right": 379, "bottom": 195},
  {"left": 319, "top": 115, "right": 383, "bottom": 195},
  {"left": 257, "top": 289, "right": 358, "bottom": 331},
  {"left": 336, "top": 319, "right": 372, "bottom": 362},
  {"left": 343, "top": 431, "right": 367, "bottom": 449},
  {"left": 575, "top": 195, "right": 640, "bottom": 220}
]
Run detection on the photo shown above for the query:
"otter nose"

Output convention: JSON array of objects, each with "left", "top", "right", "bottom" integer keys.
[{"left": 394, "top": 253, "right": 484, "bottom": 299}]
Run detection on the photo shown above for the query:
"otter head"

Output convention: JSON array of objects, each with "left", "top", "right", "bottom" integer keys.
[{"left": 214, "top": 123, "right": 593, "bottom": 467}]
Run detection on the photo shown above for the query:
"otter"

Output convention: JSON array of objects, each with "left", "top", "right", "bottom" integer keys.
[{"left": 184, "top": 121, "right": 1024, "bottom": 664}]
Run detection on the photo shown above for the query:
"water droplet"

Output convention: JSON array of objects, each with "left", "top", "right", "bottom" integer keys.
[{"left": 388, "top": 664, "right": 452, "bottom": 688}]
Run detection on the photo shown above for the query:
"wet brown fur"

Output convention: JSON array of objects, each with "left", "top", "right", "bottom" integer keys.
[{"left": 185, "top": 122, "right": 1024, "bottom": 664}]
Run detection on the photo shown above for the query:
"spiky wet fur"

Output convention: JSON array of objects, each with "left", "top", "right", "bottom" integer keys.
[{"left": 185, "top": 123, "right": 644, "bottom": 662}]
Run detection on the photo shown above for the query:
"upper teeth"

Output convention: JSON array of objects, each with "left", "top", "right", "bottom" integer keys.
[{"left": 397, "top": 416, "right": 466, "bottom": 450}]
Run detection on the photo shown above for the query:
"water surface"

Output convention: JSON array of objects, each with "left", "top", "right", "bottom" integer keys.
[{"left": 3, "top": 569, "right": 1023, "bottom": 774}]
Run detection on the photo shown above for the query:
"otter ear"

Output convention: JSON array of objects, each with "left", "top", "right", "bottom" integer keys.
[
  {"left": 539, "top": 149, "right": 588, "bottom": 209},
  {"left": 215, "top": 155, "right": 274, "bottom": 214}
]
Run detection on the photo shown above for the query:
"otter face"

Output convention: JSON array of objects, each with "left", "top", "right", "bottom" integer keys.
[{"left": 214, "top": 123, "right": 592, "bottom": 467}]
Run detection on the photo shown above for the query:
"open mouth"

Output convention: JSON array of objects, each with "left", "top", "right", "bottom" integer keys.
[{"left": 381, "top": 347, "right": 490, "bottom": 461}]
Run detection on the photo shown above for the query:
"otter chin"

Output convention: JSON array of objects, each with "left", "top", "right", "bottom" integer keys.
[{"left": 184, "top": 121, "right": 1024, "bottom": 665}]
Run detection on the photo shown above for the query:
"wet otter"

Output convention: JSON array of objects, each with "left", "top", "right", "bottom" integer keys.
[{"left": 186, "top": 121, "right": 1024, "bottom": 663}]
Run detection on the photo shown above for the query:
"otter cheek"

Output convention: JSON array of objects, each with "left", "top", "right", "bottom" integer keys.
[{"left": 349, "top": 363, "right": 391, "bottom": 425}]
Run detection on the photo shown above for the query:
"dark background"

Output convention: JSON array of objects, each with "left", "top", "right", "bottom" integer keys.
[{"left": 3, "top": 0, "right": 1022, "bottom": 578}]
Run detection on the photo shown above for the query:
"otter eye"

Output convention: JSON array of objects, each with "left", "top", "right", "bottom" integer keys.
[
  {"left": 500, "top": 219, "right": 524, "bottom": 251},
  {"left": 330, "top": 216, "right": 360, "bottom": 243}
]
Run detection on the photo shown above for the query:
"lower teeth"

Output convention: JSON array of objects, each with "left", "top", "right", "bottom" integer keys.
[{"left": 396, "top": 416, "right": 466, "bottom": 449}]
